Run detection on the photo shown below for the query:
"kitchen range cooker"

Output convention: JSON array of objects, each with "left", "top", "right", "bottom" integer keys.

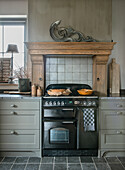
[{"left": 42, "top": 84, "right": 98, "bottom": 156}]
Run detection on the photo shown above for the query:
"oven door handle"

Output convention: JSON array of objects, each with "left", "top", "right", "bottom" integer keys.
[
  {"left": 62, "top": 109, "right": 74, "bottom": 111},
  {"left": 62, "top": 121, "right": 74, "bottom": 124}
]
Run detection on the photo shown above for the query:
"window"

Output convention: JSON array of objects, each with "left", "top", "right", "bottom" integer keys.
[{"left": 0, "top": 17, "right": 26, "bottom": 71}]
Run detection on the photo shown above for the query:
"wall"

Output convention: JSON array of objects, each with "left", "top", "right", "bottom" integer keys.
[
  {"left": 0, "top": 0, "right": 28, "bottom": 15},
  {"left": 28, "top": 0, "right": 112, "bottom": 88},
  {"left": 28, "top": 0, "right": 112, "bottom": 42},
  {"left": 111, "top": 0, "right": 125, "bottom": 89}
]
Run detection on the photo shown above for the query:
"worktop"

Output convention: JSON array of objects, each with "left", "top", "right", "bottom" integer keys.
[{"left": 0, "top": 94, "right": 42, "bottom": 99}]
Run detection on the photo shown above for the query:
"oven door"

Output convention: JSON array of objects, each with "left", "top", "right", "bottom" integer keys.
[{"left": 43, "top": 120, "right": 77, "bottom": 149}]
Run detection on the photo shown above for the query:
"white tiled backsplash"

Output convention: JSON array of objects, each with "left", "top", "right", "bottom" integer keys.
[{"left": 46, "top": 56, "right": 93, "bottom": 87}]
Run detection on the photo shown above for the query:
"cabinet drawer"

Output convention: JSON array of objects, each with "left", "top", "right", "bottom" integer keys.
[
  {"left": 0, "top": 111, "right": 39, "bottom": 129},
  {"left": 100, "top": 130, "right": 125, "bottom": 149},
  {"left": 0, "top": 130, "right": 39, "bottom": 150},
  {"left": 100, "top": 100, "right": 125, "bottom": 110},
  {"left": 100, "top": 110, "right": 125, "bottom": 129},
  {"left": 0, "top": 100, "right": 39, "bottom": 110}
]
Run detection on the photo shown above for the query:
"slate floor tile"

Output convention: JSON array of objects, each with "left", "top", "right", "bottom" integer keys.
[
  {"left": 41, "top": 157, "right": 54, "bottom": 163},
  {"left": 68, "top": 163, "right": 82, "bottom": 170},
  {"left": 28, "top": 157, "right": 41, "bottom": 163},
  {"left": 95, "top": 163, "right": 110, "bottom": 170},
  {"left": 82, "top": 163, "right": 96, "bottom": 170},
  {"left": 118, "top": 157, "right": 125, "bottom": 163},
  {"left": 93, "top": 157, "right": 106, "bottom": 163},
  {"left": 40, "top": 164, "right": 53, "bottom": 170},
  {"left": 0, "top": 163, "right": 12, "bottom": 170},
  {"left": 68, "top": 157, "right": 80, "bottom": 163},
  {"left": 2, "top": 157, "right": 16, "bottom": 163},
  {"left": 108, "top": 163, "right": 124, "bottom": 170},
  {"left": 54, "top": 163, "right": 67, "bottom": 170},
  {"left": 55, "top": 157, "right": 67, "bottom": 163},
  {"left": 80, "top": 156, "right": 93, "bottom": 163},
  {"left": 0, "top": 157, "right": 4, "bottom": 162},
  {"left": 11, "top": 164, "right": 26, "bottom": 170},
  {"left": 25, "top": 164, "right": 40, "bottom": 170},
  {"left": 15, "top": 157, "right": 29, "bottom": 163},
  {"left": 105, "top": 157, "right": 120, "bottom": 163}
]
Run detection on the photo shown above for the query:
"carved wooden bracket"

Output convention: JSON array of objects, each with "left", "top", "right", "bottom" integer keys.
[{"left": 25, "top": 42, "right": 116, "bottom": 95}]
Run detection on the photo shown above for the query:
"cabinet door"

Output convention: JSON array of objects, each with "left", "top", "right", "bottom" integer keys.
[
  {"left": 100, "top": 130, "right": 125, "bottom": 149},
  {"left": 0, "top": 110, "right": 39, "bottom": 129},
  {"left": 100, "top": 110, "right": 125, "bottom": 130},
  {"left": 0, "top": 130, "right": 39, "bottom": 150}
]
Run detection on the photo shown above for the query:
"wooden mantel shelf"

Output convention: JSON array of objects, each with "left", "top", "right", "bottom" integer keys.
[{"left": 25, "top": 42, "right": 116, "bottom": 95}]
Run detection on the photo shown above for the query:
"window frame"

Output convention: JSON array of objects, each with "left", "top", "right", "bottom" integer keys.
[{"left": 0, "top": 17, "right": 27, "bottom": 67}]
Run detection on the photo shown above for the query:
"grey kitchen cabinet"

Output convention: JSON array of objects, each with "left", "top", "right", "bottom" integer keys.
[
  {"left": 0, "top": 98, "right": 41, "bottom": 157},
  {"left": 99, "top": 98, "right": 125, "bottom": 157}
]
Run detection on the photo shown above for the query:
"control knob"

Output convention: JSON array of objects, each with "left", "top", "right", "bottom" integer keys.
[
  {"left": 92, "top": 101, "right": 96, "bottom": 106},
  {"left": 88, "top": 101, "right": 92, "bottom": 106},
  {"left": 74, "top": 101, "right": 80, "bottom": 105},
  {"left": 53, "top": 101, "right": 57, "bottom": 106},
  {"left": 57, "top": 101, "right": 60, "bottom": 106},
  {"left": 49, "top": 101, "right": 53, "bottom": 106},
  {"left": 83, "top": 101, "right": 87, "bottom": 106},
  {"left": 44, "top": 101, "right": 49, "bottom": 106},
  {"left": 61, "top": 101, "right": 65, "bottom": 106}
]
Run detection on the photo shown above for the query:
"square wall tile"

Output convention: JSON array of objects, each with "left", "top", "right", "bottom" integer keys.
[
  {"left": 88, "top": 57, "right": 93, "bottom": 64},
  {"left": 80, "top": 58, "right": 88, "bottom": 65},
  {"left": 65, "top": 58, "right": 73, "bottom": 65},
  {"left": 73, "top": 73, "right": 80, "bottom": 81},
  {"left": 88, "top": 65, "right": 92, "bottom": 72},
  {"left": 58, "top": 58, "right": 65, "bottom": 64},
  {"left": 58, "top": 65, "right": 65, "bottom": 72},
  {"left": 58, "top": 73, "right": 65, "bottom": 81},
  {"left": 50, "top": 64, "right": 57, "bottom": 72},
  {"left": 46, "top": 64, "right": 50, "bottom": 73},
  {"left": 88, "top": 73, "right": 92, "bottom": 81},
  {"left": 80, "top": 73, "right": 88, "bottom": 81},
  {"left": 73, "top": 58, "right": 81, "bottom": 65},
  {"left": 65, "top": 73, "right": 72, "bottom": 81},
  {"left": 73, "top": 65, "right": 80, "bottom": 73},
  {"left": 50, "top": 58, "right": 58, "bottom": 64},
  {"left": 80, "top": 65, "right": 88, "bottom": 72},
  {"left": 50, "top": 73, "right": 57, "bottom": 81},
  {"left": 65, "top": 65, "right": 72, "bottom": 73},
  {"left": 46, "top": 57, "right": 50, "bottom": 65},
  {"left": 46, "top": 73, "right": 50, "bottom": 81}
]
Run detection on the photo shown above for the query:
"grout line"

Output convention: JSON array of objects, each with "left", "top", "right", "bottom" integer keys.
[
  {"left": 24, "top": 157, "right": 30, "bottom": 170},
  {"left": 66, "top": 157, "right": 68, "bottom": 170},
  {"left": 10, "top": 156, "right": 17, "bottom": 170},
  {"left": 53, "top": 157, "right": 55, "bottom": 170},
  {"left": 79, "top": 157, "right": 83, "bottom": 170},
  {"left": 116, "top": 156, "right": 125, "bottom": 169},
  {"left": 104, "top": 157, "right": 111, "bottom": 170},
  {"left": 92, "top": 157, "right": 98, "bottom": 170}
]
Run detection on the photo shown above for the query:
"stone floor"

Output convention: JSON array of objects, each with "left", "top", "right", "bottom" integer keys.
[{"left": 0, "top": 156, "right": 125, "bottom": 170}]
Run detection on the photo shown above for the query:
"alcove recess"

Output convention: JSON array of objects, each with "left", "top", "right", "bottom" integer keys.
[{"left": 25, "top": 42, "right": 116, "bottom": 95}]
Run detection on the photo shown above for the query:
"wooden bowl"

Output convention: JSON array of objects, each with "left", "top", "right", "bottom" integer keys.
[{"left": 77, "top": 89, "right": 93, "bottom": 95}]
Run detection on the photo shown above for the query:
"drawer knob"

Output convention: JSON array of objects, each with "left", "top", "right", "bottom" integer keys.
[
  {"left": 11, "top": 104, "right": 16, "bottom": 108},
  {"left": 11, "top": 111, "right": 17, "bottom": 115},
  {"left": 116, "top": 131, "right": 122, "bottom": 134},
  {"left": 116, "top": 112, "right": 123, "bottom": 115},
  {"left": 116, "top": 104, "right": 123, "bottom": 108},
  {"left": 10, "top": 131, "right": 17, "bottom": 135}
]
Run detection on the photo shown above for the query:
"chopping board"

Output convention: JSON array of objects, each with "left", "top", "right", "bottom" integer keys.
[
  {"left": 4, "top": 91, "right": 31, "bottom": 95},
  {"left": 109, "top": 58, "right": 120, "bottom": 94}
]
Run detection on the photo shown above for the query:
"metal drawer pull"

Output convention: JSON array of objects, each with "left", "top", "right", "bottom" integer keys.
[
  {"left": 116, "top": 104, "right": 123, "bottom": 108},
  {"left": 116, "top": 131, "right": 122, "bottom": 134},
  {"left": 62, "top": 121, "right": 74, "bottom": 124},
  {"left": 10, "top": 104, "right": 16, "bottom": 108},
  {"left": 62, "top": 109, "right": 73, "bottom": 111},
  {"left": 116, "top": 112, "right": 123, "bottom": 115},
  {"left": 10, "top": 131, "right": 18, "bottom": 135},
  {"left": 11, "top": 111, "right": 17, "bottom": 115}
]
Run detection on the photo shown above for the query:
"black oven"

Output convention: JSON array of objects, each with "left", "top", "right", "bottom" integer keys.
[{"left": 43, "top": 107, "right": 77, "bottom": 149}]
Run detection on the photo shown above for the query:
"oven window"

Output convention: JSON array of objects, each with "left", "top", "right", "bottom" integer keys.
[{"left": 50, "top": 128, "right": 69, "bottom": 143}]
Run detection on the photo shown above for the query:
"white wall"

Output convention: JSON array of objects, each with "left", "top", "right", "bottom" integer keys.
[
  {"left": 0, "top": 0, "right": 28, "bottom": 15},
  {"left": 111, "top": 0, "right": 125, "bottom": 89}
]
